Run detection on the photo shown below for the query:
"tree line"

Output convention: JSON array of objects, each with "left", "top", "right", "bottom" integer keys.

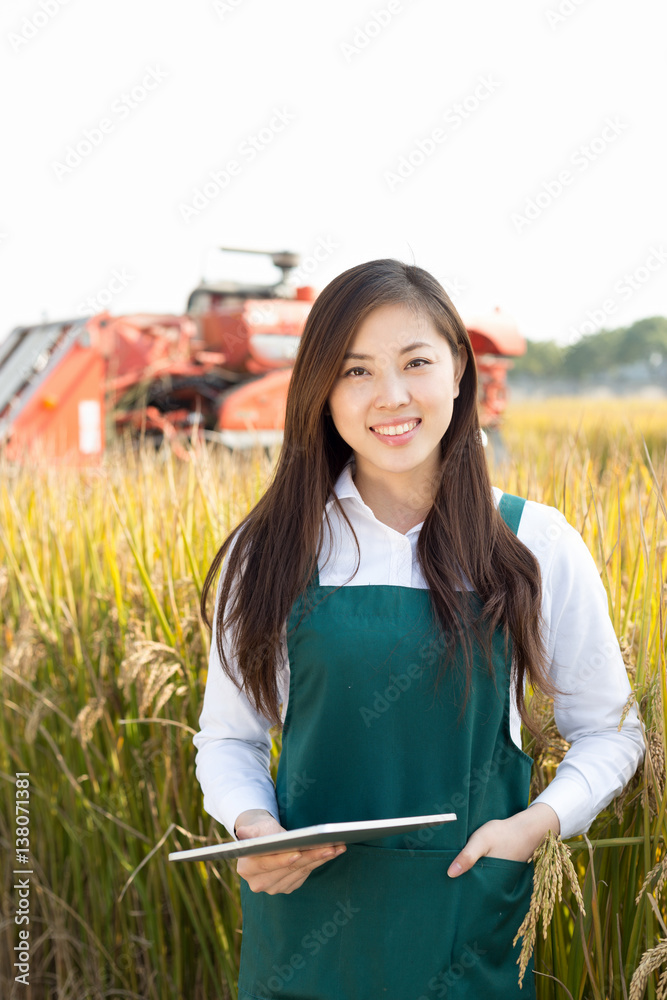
[{"left": 509, "top": 316, "right": 667, "bottom": 380}]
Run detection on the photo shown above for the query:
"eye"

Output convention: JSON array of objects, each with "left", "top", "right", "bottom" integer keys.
[{"left": 342, "top": 358, "right": 431, "bottom": 377}]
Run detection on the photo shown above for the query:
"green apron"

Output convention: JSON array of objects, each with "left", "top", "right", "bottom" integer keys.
[{"left": 237, "top": 493, "right": 536, "bottom": 999}]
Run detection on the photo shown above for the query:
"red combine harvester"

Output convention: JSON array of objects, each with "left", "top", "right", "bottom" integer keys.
[
  {"left": 466, "top": 307, "right": 527, "bottom": 432},
  {"left": 0, "top": 249, "right": 525, "bottom": 464}
]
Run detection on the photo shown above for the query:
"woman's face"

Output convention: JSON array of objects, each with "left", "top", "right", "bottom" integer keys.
[{"left": 327, "top": 302, "right": 467, "bottom": 488}]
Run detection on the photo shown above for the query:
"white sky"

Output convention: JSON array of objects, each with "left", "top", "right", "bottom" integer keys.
[{"left": 1, "top": 0, "right": 665, "bottom": 347}]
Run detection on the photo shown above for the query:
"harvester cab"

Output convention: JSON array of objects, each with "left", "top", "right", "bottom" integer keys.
[
  {"left": 187, "top": 247, "right": 304, "bottom": 310},
  {"left": 185, "top": 247, "right": 316, "bottom": 448}
]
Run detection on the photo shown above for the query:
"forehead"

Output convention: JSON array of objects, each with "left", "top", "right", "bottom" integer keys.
[{"left": 343, "top": 302, "right": 445, "bottom": 358}]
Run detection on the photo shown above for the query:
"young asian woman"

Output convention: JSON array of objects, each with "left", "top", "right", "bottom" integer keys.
[{"left": 193, "top": 259, "right": 645, "bottom": 1000}]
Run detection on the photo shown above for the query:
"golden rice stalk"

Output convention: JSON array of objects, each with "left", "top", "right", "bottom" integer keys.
[
  {"left": 613, "top": 682, "right": 644, "bottom": 826},
  {"left": 614, "top": 761, "right": 644, "bottom": 823},
  {"left": 638, "top": 723, "right": 666, "bottom": 818},
  {"left": 637, "top": 853, "right": 667, "bottom": 905},
  {"left": 118, "top": 638, "right": 183, "bottom": 717},
  {"left": 139, "top": 659, "right": 181, "bottom": 717},
  {"left": 72, "top": 697, "right": 107, "bottom": 747},
  {"left": 513, "top": 829, "right": 586, "bottom": 988},
  {"left": 619, "top": 635, "right": 637, "bottom": 680},
  {"left": 4, "top": 619, "right": 45, "bottom": 681},
  {"left": 619, "top": 689, "right": 639, "bottom": 731},
  {"left": 649, "top": 729, "right": 666, "bottom": 798},
  {"left": 629, "top": 939, "right": 667, "bottom": 1000},
  {"left": 151, "top": 682, "right": 176, "bottom": 717},
  {"left": 24, "top": 699, "right": 49, "bottom": 745}
]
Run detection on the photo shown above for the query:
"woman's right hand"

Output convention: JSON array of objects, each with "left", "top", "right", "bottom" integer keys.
[{"left": 234, "top": 809, "right": 347, "bottom": 895}]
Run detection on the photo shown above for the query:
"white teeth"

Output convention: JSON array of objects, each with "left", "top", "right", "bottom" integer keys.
[{"left": 373, "top": 420, "right": 419, "bottom": 436}]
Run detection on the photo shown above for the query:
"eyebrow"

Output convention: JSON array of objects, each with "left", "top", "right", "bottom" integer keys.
[{"left": 342, "top": 341, "right": 433, "bottom": 361}]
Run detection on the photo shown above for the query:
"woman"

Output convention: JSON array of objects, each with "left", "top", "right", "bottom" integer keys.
[{"left": 194, "top": 259, "right": 644, "bottom": 999}]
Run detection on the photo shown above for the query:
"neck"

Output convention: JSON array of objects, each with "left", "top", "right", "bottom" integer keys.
[{"left": 351, "top": 460, "right": 437, "bottom": 525}]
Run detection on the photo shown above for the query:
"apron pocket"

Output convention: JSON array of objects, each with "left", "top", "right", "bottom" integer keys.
[
  {"left": 237, "top": 844, "right": 535, "bottom": 1000},
  {"left": 447, "top": 854, "right": 536, "bottom": 1000}
]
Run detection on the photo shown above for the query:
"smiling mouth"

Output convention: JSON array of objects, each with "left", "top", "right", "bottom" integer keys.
[{"left": 371, "top": 419, "right": 421, "bottom": 436}]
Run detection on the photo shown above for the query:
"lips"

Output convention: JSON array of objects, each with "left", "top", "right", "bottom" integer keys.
[
  {"left": 369, "top": 418, "right": 422, "bottom": 446},
  {"left": 371, "top": 418, "right": 421, "bottom": 436}
]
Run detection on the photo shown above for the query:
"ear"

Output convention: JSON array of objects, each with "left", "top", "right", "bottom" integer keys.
[{"left": 453, "top": 345, "right": 468, "bottom": 398}]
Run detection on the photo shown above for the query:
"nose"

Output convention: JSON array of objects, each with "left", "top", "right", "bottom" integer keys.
[{"left": 373, "top": 368, "right": 411, "bottom": 410}]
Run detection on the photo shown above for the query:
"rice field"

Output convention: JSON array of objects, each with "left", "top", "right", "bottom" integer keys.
[{"left": 0, "top": 397, "right": 666, "bottom": 1000}]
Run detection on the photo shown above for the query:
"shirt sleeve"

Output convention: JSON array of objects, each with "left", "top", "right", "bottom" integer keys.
[
  {"left": 526, "top": 504, "right": 645, "bottom": 840},
  {"left": 192, "top": 537, "right": 287, "bottom": 840}
]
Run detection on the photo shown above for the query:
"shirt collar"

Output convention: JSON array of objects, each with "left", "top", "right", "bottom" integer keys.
[
  {"left": 326, "top": 457, "right": 503, "bottom": 532},
  {"left": 327, "top": 456, "right": 359, "bottom": 507},
  {"left": 326, "top": 457, "right": 425, "bottom": 535}
]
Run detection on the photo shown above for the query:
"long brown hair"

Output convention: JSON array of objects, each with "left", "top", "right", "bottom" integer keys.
[{"left": 200, "top": 259, "right": 555, "bottom": 735}]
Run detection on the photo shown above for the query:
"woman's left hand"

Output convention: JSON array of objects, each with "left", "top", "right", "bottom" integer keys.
[{"left": 446, "top": 803, "right": 560, "bottom": 877}]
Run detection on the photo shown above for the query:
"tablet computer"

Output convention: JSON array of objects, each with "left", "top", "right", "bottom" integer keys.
[{"left": 169, "top": 812, "right": 457, "bottom": 862}]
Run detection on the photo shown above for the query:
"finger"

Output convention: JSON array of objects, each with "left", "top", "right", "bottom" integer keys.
[
  {"left": 245, "top": 859, "right": 316, "bottom": 895},
  {"left": 261, "top": 871, "right": 309, "bottom": 895},
  {"left": 298, "top": 841, "right": 346, "bottom": 853},
  {"left": 237, "top": 846, "right": 311, "bottom": 875},
  {"left": 447, "top": 819, "right": 507, "bottom": 877},
  {"left": 447, "top": 846, "right": 483, "bottom": 877},
  {"left": 275, "top": 845, "right": 346, "bottom": 875},
  {"left": 262, "top": 840, "right": 346, "bottom": 866},
  {"left": 239, "top": 844, "right": 344, "bottom": 879},
  {"left": 287, "top": 843, "right": 347, "bottom": 866},
  {"left": 259, "top": 850, "right": 344, "bottom": 895},
  {"left": 259, "top": 846, "right": 338, "bottom": 869},
  {"left": 298, "top": 846, "right": 346, "bottom": 871},
  {"left": 241, "top": 846, "right": 346, "bottom": 894}
]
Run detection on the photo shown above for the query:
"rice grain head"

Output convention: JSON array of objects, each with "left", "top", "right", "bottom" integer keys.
[
  {"left": 25, "top": 699, "right": 49, "bottom": 745},
  {"left": 72, "top": 697, "right": 107, "bottom": 746},
  {"left": 513, "top": 829, "right": 585, "bottom": 988},
  {"left": 629, "top": 938, "right": 667, "bottom": 1000},
  {"left": 637, "top": 853, "right": 667, "bottom": 905},
  {"left": 119, "top": 638, "right": 183, "bottom": 717}
]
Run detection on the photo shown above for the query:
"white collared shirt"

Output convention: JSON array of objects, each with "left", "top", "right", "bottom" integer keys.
[{"left": 193, "top": 459, "right": 645, "bottom": 842}]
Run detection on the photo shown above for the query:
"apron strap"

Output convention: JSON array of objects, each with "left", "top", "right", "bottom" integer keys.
[{"left": 498, "top": 492, "right": 526, "bottom": 536}]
